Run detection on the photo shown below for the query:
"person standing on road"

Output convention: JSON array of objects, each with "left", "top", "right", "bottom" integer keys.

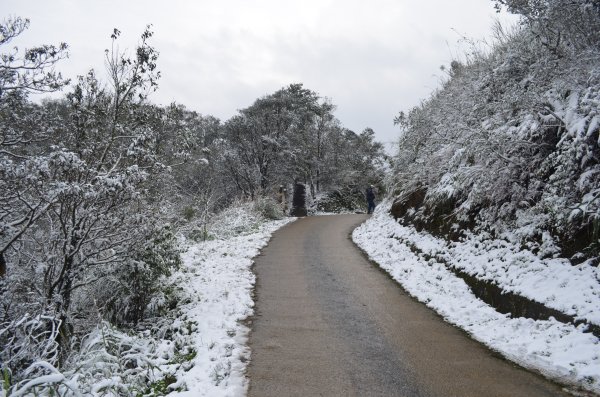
[{"left": 366, "top": 185, "right": 376, "bottom": 214}]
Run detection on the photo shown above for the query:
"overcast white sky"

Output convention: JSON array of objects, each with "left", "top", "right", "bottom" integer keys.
[{"left": 3, "top": 1, "right": 518, "bottom": 146}]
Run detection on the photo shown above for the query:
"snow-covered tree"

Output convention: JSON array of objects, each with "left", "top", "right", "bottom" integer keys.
[
  {"left": 0, "top": 16, "right": 68, "bottom": 98},
  {"left": 390, "top": 1, "right": 600, "bottom": 259},
  {"left": 0, "top": 16, "right": 69, "bottom": 279},
  {"left": 1, "top": 24, "right": 186, "bottom": 381},
  {"left": 493, "top": 0, "right": 600, "bottom": 51},
  {"left": 222, "top": 83, "right": 386, "bottom": 202}
]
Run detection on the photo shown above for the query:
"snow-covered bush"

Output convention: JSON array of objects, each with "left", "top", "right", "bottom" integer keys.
[
  {"left": 0, "top": 314, "right": 61, "bottom": 388},
  {"left": 4, "top": 321, "right": 185, "bottom": 396},
  {"left": 253, "top": 196, "right": 284, "bottom": 220},
  {"left": 0, "top": 21, "right": 200, "bottom": 393},
  {"left": 97, "top": 225, "right": 182, "bottom": 326},
  {"left": 391, "top": 2, "right": 600, "bottom": 259},
  {"left": 314, "top": 184, "right": 374, "bottom": 213},
  {"left": 206, "top": 200, "right": 272, "bottom": 239},
  {"left": 494, "top": 0, "right": 600, "bottom": 52}
]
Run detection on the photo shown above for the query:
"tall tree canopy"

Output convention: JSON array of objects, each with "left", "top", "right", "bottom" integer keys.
[{"left": 223, "top": 83, "right": 385, "bottom": 199}]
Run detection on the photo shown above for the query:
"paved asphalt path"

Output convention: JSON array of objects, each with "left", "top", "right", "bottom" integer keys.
[{"left": 247, "top": 214, "right": 570, "bottom": 397}]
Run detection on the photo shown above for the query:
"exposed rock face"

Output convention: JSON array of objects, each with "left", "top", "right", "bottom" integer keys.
[{"left": 390, "top": 188, "right": 426, "bottom": 219}]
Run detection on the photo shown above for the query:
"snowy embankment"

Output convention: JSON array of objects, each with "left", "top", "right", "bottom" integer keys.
[
  {"left": 352, "top": 201, "right": 600, "bottom": 393},
  {"left": 166, "top": 216, "right": 294, "bottom": 396}
]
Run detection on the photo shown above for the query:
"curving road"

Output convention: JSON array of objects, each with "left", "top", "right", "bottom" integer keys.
[{"left": 247, "top": 215, "right": 570, "bottom": 397}]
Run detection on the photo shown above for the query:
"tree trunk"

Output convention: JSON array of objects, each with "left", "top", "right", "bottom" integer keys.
[
  {"left": 56, "top": 312, "right": 73, "bottom": 365},
  {"left": 316, "top": 169, "right": 320, "bottom": 193},
  {"left": 54, "top": 265, "right": 74, "bottom": 365},
  {"left": 260, "top": 172, "right": 269, "bottom": 191},
  {"left": 0, "top": 252, "right": 6, "bottom": 278}
]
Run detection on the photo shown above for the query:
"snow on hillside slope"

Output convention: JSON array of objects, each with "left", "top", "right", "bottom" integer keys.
[{"left": 353, "top": 202, "right": 600, "bottom": 394}]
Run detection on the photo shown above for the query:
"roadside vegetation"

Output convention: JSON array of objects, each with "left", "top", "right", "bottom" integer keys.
[
  {"left": 0, "top": 16, "right": 384, "bottom": 395},
  {"left": 390, "top": 0, "right": 600, "bottom": 262}
]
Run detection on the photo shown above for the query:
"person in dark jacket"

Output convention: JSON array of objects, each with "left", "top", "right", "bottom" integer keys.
[{"left": 366, "top": 185, "right": 376, "bottom": 214}]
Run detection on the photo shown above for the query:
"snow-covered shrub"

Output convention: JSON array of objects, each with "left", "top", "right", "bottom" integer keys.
[
  {"left": 5, "top": 321, "right": 183, "bottom": 396},
  {"left": 185, "top": 197, "right": 288, "bottom": 241},
  {"left": 206, "top": 201, "right": 266, "bottom": 239},
  {"left": 494, "top": 0, "right": 600, "bottom": 52},
  {"left": 182, "top": 206, "right": 196, "bottom": 221},
  {"left": 391, "top": 4, "right": 600, "bottom": 258},
  {"left": 314, "top": 184, "right": 373, "bottom": 213},
  {"left": 98, "top": 225, "right": 182, "bottom": 326},
  {"left": 0, "top": 314, "right": 61, "bottom": 387},
  {"left": 253, "top": 196, "right": 284, "bottom": 220}
]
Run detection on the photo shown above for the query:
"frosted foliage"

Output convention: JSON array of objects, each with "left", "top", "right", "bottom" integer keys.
[
  {"left": 494, "top": 0, "right": 600, "bottom": 52},
  {"left": 0, "top": 23, "right": 193, "bottom": 392},
  {"left": 0, "top": 315, "right": 61, "bottom": 382},
  {"left": 222, "top": 84, "right": 385, "bottom": 199},
  {"left": 392, "top": 4, "right": 600, "bottom": 256},
  {"left": 207, "top": 202, "right": 264, "bottom": 239},
  {"left": 1, "top": 208, "right": 292, "bottom": 396},
  {"left": 5, "top": 322, "right": 178, "bottom": 396}
]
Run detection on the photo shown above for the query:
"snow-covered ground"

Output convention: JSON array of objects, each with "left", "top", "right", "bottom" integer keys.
[
  {"left": 164, "top": 216, "right": 294, "bottom": 396},
  {"left": 8, "top": 202, "right": 599, "bottom": 395},
  {"left": 2, "top": 207, "right": 293, "bottom": 397},
  {"left": 352, "top": 201, "right": 600, "bottom": 394}
]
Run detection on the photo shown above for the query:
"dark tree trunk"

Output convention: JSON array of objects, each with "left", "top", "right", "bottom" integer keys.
[
  {"left": 0, "top": 252, "right": 6, "bottom": 278},
  {"left": 56, "top": 312, "right": 73, "bottom": 365},
  {"left": 316, "top": 169, "right": 320, "bottom": 193},
  {"left": 54, "top": 265, "right": 75, "bottom": 365}
]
